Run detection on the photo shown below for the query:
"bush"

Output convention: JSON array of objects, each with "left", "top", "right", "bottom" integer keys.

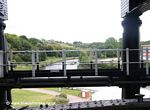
[
  {"left": 53, "top": 93, "right": 69, "bottom": 104},
  {"left": 59, "top": 93, "right": 67, "bottom": 99},
  {"left": 54, "top": 97, "right": 69, "bottom": 104},
  {"left": 13, "top": 54, "right": 23, "bottom": 62},
  {"left": 79, "top": 51, "right": 89, "bottom": 62}
]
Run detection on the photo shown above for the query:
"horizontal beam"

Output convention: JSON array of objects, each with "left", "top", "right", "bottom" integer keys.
[
  {"left": 1, "top": 76, "right": 150, "bottom": 88},
  {"left": 7, "top": 69, "right": 124, "bottom": 77},
  {"left": 7, "top": 68, "right": 149, "bottom": 78},
  {"left": 126, "top": 0, "right": 150, "bottom": 16}
]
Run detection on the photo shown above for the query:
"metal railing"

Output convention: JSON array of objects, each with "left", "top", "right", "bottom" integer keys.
[{"left": 0, "top": 48, "right": 150, "bottom": 78}]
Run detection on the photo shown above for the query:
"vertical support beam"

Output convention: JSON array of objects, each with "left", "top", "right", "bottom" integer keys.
[
  {"left": 62, "top": 49, "right": 66, "bottom": 76},
  {"left": 126, "top": 48, "right": 129, "bottom": 76},
  {"left": 89, "top": 49, "right": 93, "bottom": 70},
  {"left": 36, "top": 51, "right": 39, "bottom": 71},
  {"left": 0, "top": 20, "right": 8, "bottom": 108},
  {"left": 7, "top": 89, "right": 12, "bottom": 104},
  {"left": 121, "top": 49, "right": 123, "bottom": 71},
  {"left": 95, "top": 50, "right": 98, "bottom": 76},
  {"left": 122, "top": 15, "right": 142, "bottom": 99},
  {"left": 117, "top": 48, "right": 120, "bottom": 69},
  {"left": 0, "top": 20, "right": 5, "bottom": 78},
  {"left": 0, "top": 1, "right": 10, "bottom": 108},
  {"left": 32, "top": 50, "right": 36, "bottom": 77},
  {"left": 140, "top": 47, "right": 144, "bottom": 68},
  {"left": 0, "top": 88, "right": 7, "bottom": 109},
  {"left": 0, "top": 50, "right": 4, "bottom": 78},
  {"left": 146, "top": 47, "right": 149, "bottom": 75},
  {"left": 10, "top": 50, "right": 13, "bottom": 71}
]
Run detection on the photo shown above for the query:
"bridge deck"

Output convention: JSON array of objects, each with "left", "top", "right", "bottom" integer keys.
[
  {"left": 0, "top": 49, "right": 150, "bottom": 88},
  {"left": 21, "top": 98, "right": 150, "bottom": 110}
]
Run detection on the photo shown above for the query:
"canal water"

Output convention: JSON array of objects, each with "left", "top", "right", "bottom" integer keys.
[
  {"left": 43, "top": 59, "right": 79, "bottom": 70},
  {"left": 44, "top": 59, "right": 150, "bottom": 101}
]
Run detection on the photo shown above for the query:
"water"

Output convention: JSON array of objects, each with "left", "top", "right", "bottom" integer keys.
[
  {"left": 44, "top": 59, "right": 79, "bottom": 70},
  {"left": 44, "top": 59, "right": 150, "bottom": 101}
]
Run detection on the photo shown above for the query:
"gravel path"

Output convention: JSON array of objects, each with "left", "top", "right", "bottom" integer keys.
[{"left": 23, "top": 88, "right": 90, "bottom": 103}]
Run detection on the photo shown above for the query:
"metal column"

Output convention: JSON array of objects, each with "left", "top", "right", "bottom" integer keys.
[
  {"left": 122, "top": 15, "right": 142, "bottom": 99},
  {"left": 0, "top": 20, "right": 8, "bottom": 109},
  {"left": 0, "top": 88, "right": 7, "bottom": 109}
]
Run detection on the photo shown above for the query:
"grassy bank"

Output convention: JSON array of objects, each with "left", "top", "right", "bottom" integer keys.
[
  {"left": 43, "top": 88, "right": 81, "bottom": 97},
  {"left": 14, "top": 57, "right": 76, "bottom": 70},
  {"left": 12, "top": 89, "right": 54, "bottom": 107}
]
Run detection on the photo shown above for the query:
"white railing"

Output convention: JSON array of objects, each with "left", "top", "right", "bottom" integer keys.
[
  {"left": 0, "top": 48, "right": 150, "bottom": 77},
  {"left": 0, "top": 50, "right": 4, "bottom": 78}
]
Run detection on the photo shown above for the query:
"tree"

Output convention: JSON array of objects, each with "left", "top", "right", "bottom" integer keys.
[
  {"left": 105, "top": 37, "right": 118, "bottom": 57},
  {"left": 29, "top": 38, "right": 42, "bottom": 47},
  {"left": 19, "top": 37, "right": 32, "bottom": 50},
  {"left": 5, "top": 33, "right": 22, "bottom": 50},
  {"left": 105, "top": 37, "right": 118, "bottom": 49},
  {"left": 19, "top": 35, "right": 28, "bottom": 40}
]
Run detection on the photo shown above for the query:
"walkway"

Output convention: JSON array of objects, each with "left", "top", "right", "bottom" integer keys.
[{"left": 23, "top": 88, "right": 90, "bottom": 103}]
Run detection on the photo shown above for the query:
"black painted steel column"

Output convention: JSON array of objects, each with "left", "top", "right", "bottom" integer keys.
[
  {"left": 0, "top": 88, "right": 7, "bottom": 109},
  {"left": 7, "top": 89, "right": 12, "bottom": 104},
  {"left": 122, "top": 15, "right": 142, "bottom": 99},
  {"left": 0, "top": 20, "right": 9, "bottom": 109}
]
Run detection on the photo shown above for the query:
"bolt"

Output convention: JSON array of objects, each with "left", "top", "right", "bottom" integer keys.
[
  {"left": 39, "top": 104, "right": 43, "bottom": 108},
  {"left": 135, "top": 94, "right": 145, "bottom": 103},
  {"left": 99, "top": 101, "right": 103, "bottom": 107},
  {"left": 94, "top": 101, "right": 97, "bottom": 104},
  {"left": 45, "top": 104, "right": 48, "bottom": 108}
]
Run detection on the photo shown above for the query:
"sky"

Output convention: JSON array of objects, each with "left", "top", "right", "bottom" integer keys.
[{"left": 4, "top": 0, "right": 150, "bottom": 43}]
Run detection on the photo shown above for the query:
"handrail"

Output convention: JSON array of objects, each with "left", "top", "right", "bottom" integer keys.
[
  {"left": 1, "top": 48, "right": 150, "bottom": 77},
  {"left": 6, "top": 48, "right": 146, "bottom": 53}
]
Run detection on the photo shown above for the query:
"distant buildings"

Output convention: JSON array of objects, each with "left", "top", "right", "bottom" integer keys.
[{"left": 141, "top": 45, "right": 150, "bottom": 60}]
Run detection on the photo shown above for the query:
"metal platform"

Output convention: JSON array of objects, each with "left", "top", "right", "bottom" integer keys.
[
  {"left": 19, "top": 98, "right": 150, "bottom": 110},
  {"left": 0, "top": 49, "right": 149, "bottom": 88}
]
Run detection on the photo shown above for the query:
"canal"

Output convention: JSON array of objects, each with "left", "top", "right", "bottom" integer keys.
[{"left": 44, "top": 59, "right": 150, "bottom": 101}]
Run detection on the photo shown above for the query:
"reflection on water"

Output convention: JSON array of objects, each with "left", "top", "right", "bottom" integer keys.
[{"left": 44, "top": 59, "right": 79, "bottom": 70}]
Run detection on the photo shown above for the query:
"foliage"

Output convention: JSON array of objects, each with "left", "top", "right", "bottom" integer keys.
[
  {"left": 98, "top": 61, "right": 118, "bottom": 69},
  {"left": 5, "top": 33, "right": 76, "bottom": 64},
  {"left": 54, "top": 97, "right": 69, "bottom": 104},
  {"left": 79, "top": 51, "right": 89, "bottom": 62},
  {"left": 53, "top": 93, "right": 69, "bottom": 104},
  {"left": 104, "top": 37, "right": 118, "bottom": 57},
  {"left": 59, "top": 93, "right": 67, "bottom": 99},
  {"left": 5, "top": 33, "right": 125, "bottom": 66},
  {"left": 73, "top": 37, "right": 120, "bottom": 58}
]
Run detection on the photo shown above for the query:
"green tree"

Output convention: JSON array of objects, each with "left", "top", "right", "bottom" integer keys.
[
  {"left": 5, "top": 33, "right": 22, "bottom": 50},
  {"left": 105, "top": 37, "right": 118, "bottom": 57},
  {"left": 79, "top": 51, "right": 89, "bottom": 62},
  {"left": 105, "top": 37, "right": 118, "bottom": 49}
]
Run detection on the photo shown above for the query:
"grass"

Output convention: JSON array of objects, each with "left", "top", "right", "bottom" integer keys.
[
  {"left": 14, "top": 65, "right": 32, "bottom": 70},
  {"left": 12, "top": 88, "right": 81, "bottom": 107},
  {"left": 14, "top": 57, "right": 76, "bottom": 70},
  {"left": 12, "top": 89, "right": 54, "bottom": 107},
  {"left": 40, "top": 57, "right": 76, "bottom": 64},
  {"left": 43, "top": 88, "right": 81, "bottom": 97},
  {"left": 40, "top": 57, "right": 63, "bottom": 65},
  {"left": 14, "top": 57, "right": 62, "bottom": 70}
]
